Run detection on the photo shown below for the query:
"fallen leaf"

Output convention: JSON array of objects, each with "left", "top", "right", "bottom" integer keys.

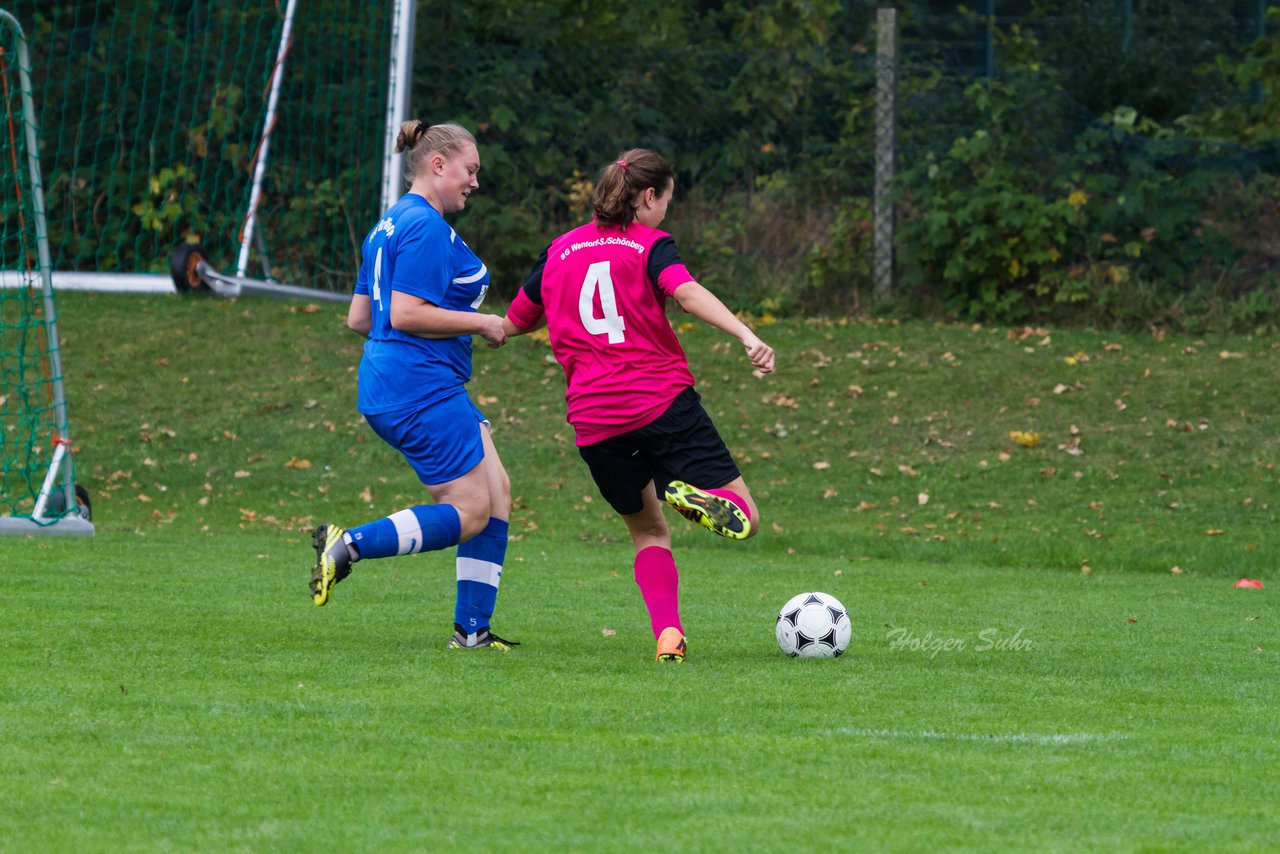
[{"left": 1009, "top": 430, "right": 1041, "bottom": 448}]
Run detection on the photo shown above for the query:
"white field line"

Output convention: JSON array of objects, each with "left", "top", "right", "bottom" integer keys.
[{"left": 820, "top": 727, "right": 1127, "bottom": 746}]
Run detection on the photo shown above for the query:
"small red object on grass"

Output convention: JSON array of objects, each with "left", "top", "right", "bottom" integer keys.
[{"left": 1233, "top": 579, "right": 1264, "bottom": 589}]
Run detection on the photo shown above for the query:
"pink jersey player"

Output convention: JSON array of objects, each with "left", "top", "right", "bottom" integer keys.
[
  {"left": 507, "top": 218, "right": 697, "bottom": 445},
  {"left": 504, "top": 148, "right": 775, "bottom": 664}
]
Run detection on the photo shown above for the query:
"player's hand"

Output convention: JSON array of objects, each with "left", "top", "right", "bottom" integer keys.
[
  {"left": 742, "top": 333, "right": 774, "bottom": 374},
  {"left": 478, "top": 313, "right": 508, "bottom": 349}
]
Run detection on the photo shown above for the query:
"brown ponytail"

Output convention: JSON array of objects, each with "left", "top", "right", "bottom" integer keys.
[{"left": 592, "top": 148, "right": 675, "bottom": 228}]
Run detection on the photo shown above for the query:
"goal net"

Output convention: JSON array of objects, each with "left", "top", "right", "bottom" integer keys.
[
  {"left": 0, "top": 9, "right": 90, "bottom": 534},
  {"left": 8, "top": 0, "right": 392, "bottom": 294}
]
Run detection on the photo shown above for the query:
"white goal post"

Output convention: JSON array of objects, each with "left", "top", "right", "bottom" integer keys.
[{"left": 0, "top": 9, "right": 92, "bottom": 536}]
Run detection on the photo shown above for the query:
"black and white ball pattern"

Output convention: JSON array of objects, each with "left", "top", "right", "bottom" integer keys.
[{"left": 775, "top": 592, "right": 851, "bottom": 658}]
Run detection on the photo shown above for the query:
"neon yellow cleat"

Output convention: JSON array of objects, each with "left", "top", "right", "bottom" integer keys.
[
  {"left": 447, "top": 625, "right": 520, "bottom": 651},
  {"left": 663, "top": 481, "right": 751, "bottom": 540},
  {"left": 309, "top": 523, "right": 353, "bottom": 606}
]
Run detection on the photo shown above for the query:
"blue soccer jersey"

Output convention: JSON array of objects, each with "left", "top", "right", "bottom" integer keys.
[{"left": 353, "top": 193, "right": 491, "bottom": 414}]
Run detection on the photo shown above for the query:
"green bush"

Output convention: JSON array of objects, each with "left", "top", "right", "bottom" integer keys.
[{"left": 893, "top": 19, "right": 1276, "bottom": 331}]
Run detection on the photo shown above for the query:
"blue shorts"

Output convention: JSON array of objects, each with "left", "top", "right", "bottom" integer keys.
[{"left": 363, "top": 391, "right": 488, "bottom": 486}]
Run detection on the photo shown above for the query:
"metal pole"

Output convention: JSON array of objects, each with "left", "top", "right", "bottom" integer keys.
[
  {"left": 380, "top": 0, "right": 417, "bottom": 213},
  {"left": 236, "top": 0, "right": 298, "bottom": 278},
  {"left": 4, "top": 11, "right": 71, "bottom": 509},
  {"left": 1, "top": 10, "right": 91, "bottom": 532},
  {"left": 874, "top": 7, "right": 898, "bottom": 304}
]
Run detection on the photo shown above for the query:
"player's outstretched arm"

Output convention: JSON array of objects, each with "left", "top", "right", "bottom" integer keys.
[
  {"left": 503, "top": 314, "right": 545, "bottom": 338},
  {"left": 390, "top": 290, "right": 507, "bottom": 348},
  {"left": 503, "top": 287, "right": 547, "bottom": 339},
  {"left": 673, "top": 281, "right": 775, "bottom": 374}
]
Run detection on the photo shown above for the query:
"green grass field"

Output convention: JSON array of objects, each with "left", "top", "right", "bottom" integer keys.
[{"left": 3, "top": 293, "right": 1276, "bottom": 851}]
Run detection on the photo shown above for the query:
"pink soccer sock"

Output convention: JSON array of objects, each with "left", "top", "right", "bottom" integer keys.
[
  {"left": 707, "top": 488, "right": 752, "bottom": 524},
  {"left": 634, "top": 546, "right": 682, "bottom": 639}
]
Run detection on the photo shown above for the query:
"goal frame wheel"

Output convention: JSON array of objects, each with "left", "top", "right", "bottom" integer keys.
[
  {"left": 48, "top": 483, "right": 92, "bottom": 522},
  {"left": 170, "top": 242, "right": 211, "bottom": 294}
]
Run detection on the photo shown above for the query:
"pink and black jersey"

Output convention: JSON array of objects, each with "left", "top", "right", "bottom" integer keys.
[{"left": 508, "top": 221, "right": 697, "bottom": 445}]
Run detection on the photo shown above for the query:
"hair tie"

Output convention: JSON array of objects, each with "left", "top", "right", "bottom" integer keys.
[{"left": 616, "top": 159, "right": 629, "bottom": 171}]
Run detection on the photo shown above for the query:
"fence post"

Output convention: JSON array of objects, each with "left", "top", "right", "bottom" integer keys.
[{"left": 874, "top": 7, "right": 898, "bottom": 303}]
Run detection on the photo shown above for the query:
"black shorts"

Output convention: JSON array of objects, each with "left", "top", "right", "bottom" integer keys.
[{"left": 578, "top": 387, "right": 741, "bottom": 516}]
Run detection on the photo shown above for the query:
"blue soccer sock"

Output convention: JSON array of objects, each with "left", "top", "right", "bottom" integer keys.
[
  {"left": 346, "top": 504, "right": 462, "bottom": 561},
  {"left": 454, "top": 517, "right": 508, "bottom": 635}
]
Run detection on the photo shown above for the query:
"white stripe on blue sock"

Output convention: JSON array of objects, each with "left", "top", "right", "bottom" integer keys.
[
  {"left": 456, "top": 555, "right": 502, "bottom": 586},
  {"left": 389, "top": 508, "right": 423, "bottom": 555}
]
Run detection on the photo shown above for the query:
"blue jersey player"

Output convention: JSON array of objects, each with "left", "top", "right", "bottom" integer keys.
[{"left": 309, "top": 121, "right": 518, "bottom": 652}]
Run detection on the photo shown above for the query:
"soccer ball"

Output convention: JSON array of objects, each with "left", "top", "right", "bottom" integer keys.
[{"left": 775, "top": 592, "right": 851, "bottom": 658}]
